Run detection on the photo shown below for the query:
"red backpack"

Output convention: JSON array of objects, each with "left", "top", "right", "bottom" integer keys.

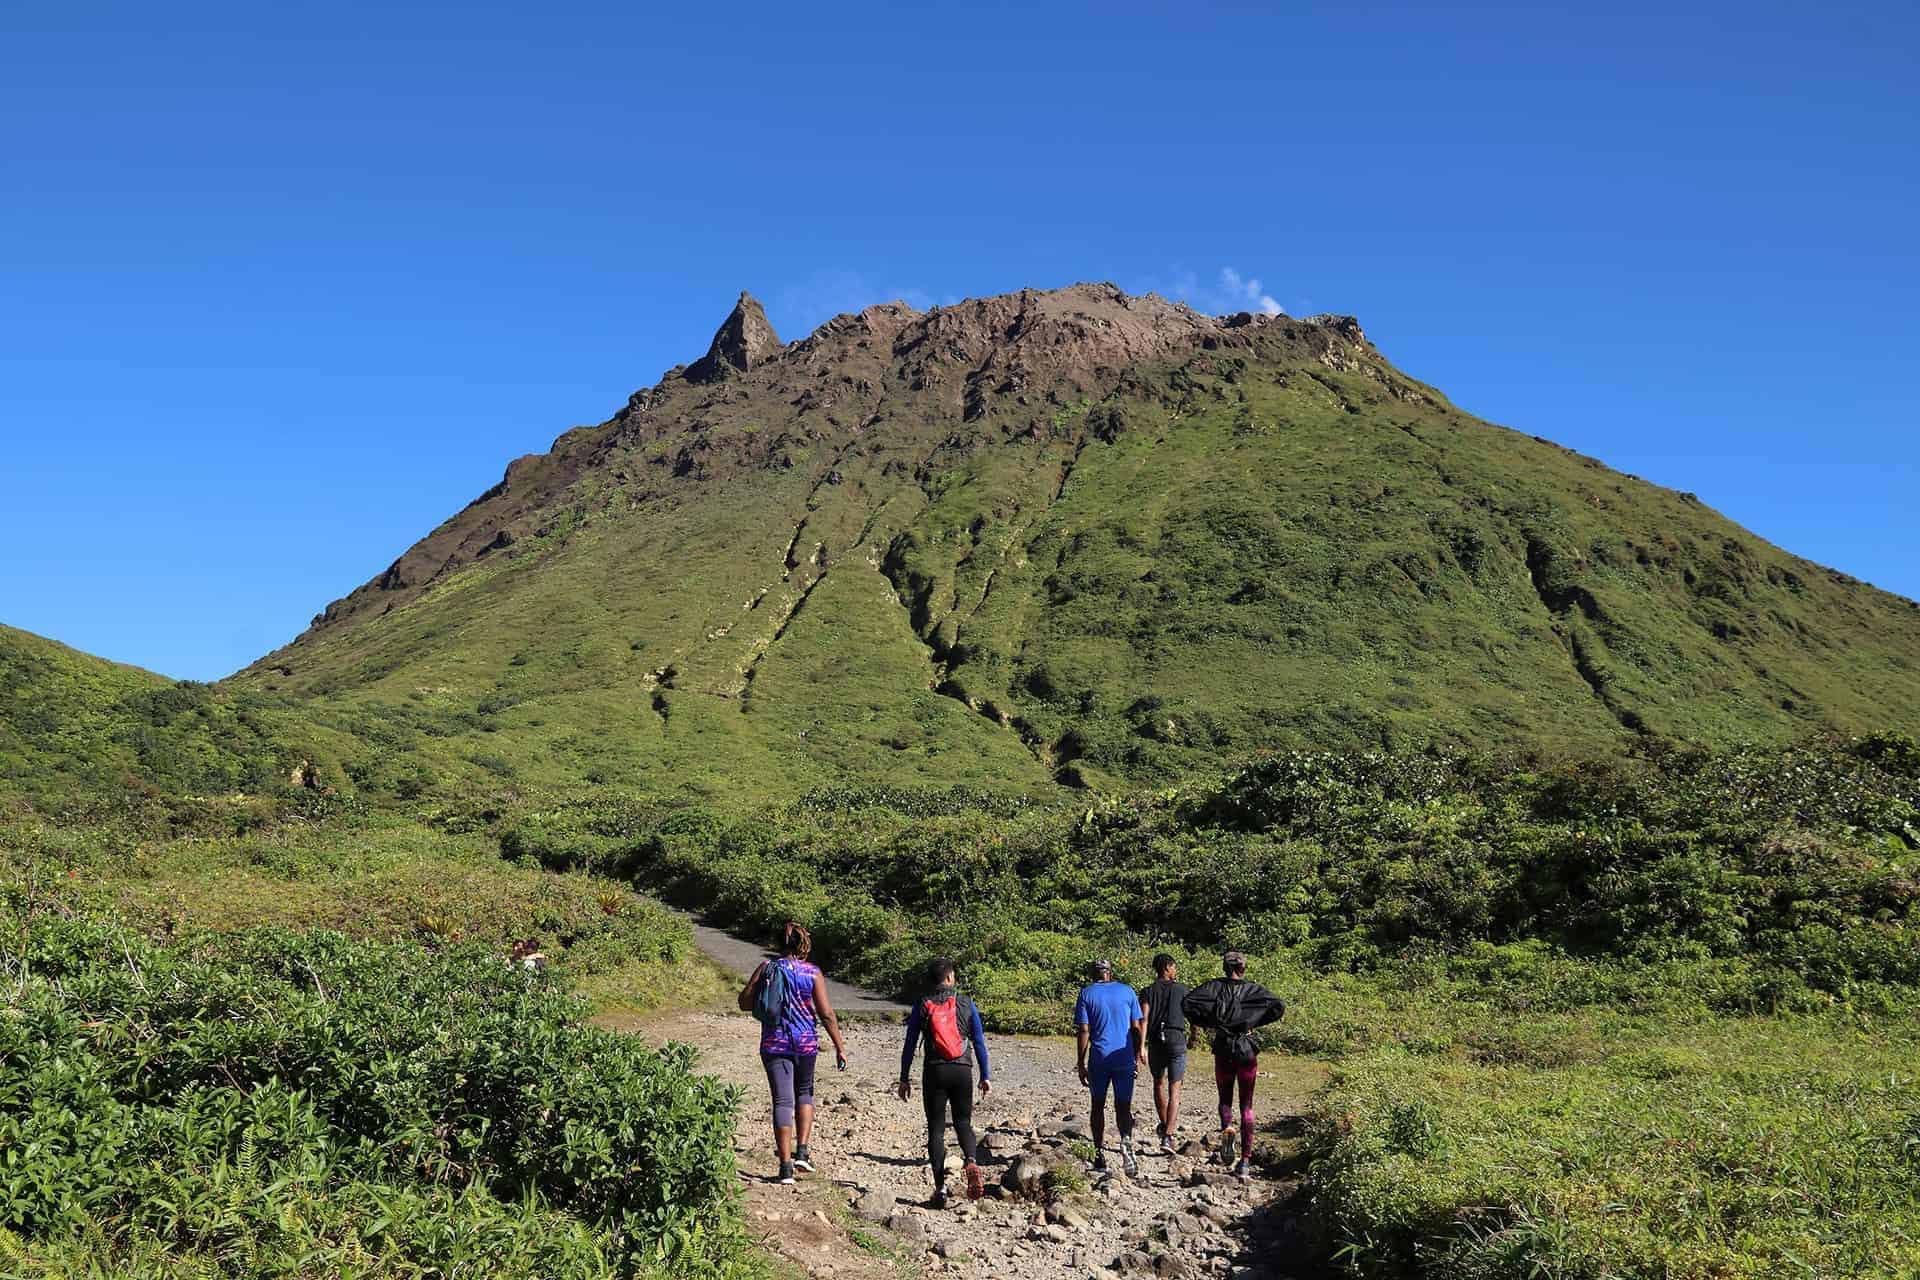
[{"left": 922, "top": 993, "right": 971, "bottom": 1062}]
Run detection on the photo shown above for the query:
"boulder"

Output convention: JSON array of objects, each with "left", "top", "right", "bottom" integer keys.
[
  {"left": 851, "top": 1188, "right": 894, "bottom": 1222},
  {"left": 1002, "top": 1154, "right": 1048, "bottom": 1199}
]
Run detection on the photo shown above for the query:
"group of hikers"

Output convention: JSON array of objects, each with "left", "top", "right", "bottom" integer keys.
[{"left": 738, "top": 924, "right": 1285, "bottom": 1198}]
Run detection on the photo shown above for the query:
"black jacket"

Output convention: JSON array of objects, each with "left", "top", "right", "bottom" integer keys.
[{"left": 1182, "top": 977, "right": 1285, "bottom": 1056}]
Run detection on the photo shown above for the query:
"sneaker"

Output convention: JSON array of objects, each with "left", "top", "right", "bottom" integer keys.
[
  {"left": 1216, "top": 1129, "right": 1237, "bottom": 1166},
  {"left": 963, "top": 1162, "right": 985, "bottom": 1201},
  {"left": 1234, "top": 1158, "right": 1253, "bottom": 1182},
  {"left": 1120, "top": 1136, "right": 1140, "bottom": 1177},
  {"left": 791, "top": 1143, "right": 814, "bottom": 1172},
  {"left": 1092, "top": 1151, "right": 1109, "bottom": 1172},
  {"left": 1160, "top": 1132, "right": 1176, "bottom": 1154},
  {"left": 777, "top": 1160, "right": 796, "bottom": 1185},
  {"left": 930, "top": 1181, "right": 950, "bottom": 1209}
]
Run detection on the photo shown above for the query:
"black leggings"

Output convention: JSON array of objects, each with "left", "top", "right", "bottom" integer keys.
[{"left": 922, "top": 1060, "right": 978, "bottom": 1182}]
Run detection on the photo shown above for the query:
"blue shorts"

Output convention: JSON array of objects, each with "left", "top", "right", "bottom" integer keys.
[{"left": 1087, "top": 1047, "right": 1137, "bottom": 1106}]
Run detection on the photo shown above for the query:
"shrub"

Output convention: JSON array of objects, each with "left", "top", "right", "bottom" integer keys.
[{"left": 0, "top": 902, "right": 747, "bottom": 1277}]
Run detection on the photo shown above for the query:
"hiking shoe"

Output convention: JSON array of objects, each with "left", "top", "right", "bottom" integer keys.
[
  {"left": 930, "top": 1181, "right": 950, "bottom": 1209},
  {"left": 1160, "top": 1132, "right": 1177, "bottom": 1154},
  {"left": 777, "top": 1160, "right": 796, "bottom": 1185},
  {"left": 1120, "top": 1136, "right": 1140, "bottom": 1177},
  {"left": 1092, "top": 1151, "right": 1109, "bottom": 1172},
  {"left": 1234, "top": 1158, "right": 1253, "bottom": 1182},
  {"left": 963, "top": 1162, "right": 985, "bottom": 1201},
  {"left": 791, "top": 1144, "right": 814, "bottom": 1172}
]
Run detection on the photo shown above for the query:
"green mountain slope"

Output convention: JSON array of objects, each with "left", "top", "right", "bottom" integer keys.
[
  {"left": 226, "top": 284, "right": 1920, "bottom": 798},
  {"left": 0, "top": 623, "right": 298, "bottom": 815}
]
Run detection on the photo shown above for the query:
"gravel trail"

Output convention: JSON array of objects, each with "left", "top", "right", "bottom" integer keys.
[{"left": 615, "top": 926, "right": 1327, "bottom": 1279}]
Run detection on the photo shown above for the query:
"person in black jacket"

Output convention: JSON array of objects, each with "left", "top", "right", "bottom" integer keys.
[
  {"left": 897, "top": 957, "right": 992, "bottom": 1206},
  {"left": 1181, "top": 950, "right": 1286, "bottom": 1181}
]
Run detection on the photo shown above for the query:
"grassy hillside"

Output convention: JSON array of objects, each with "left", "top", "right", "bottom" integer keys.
[
  {"left": 1, "top": 625, "right": 283, "bottom": 819},
  {"left": 220, "top": 287, "right": 1920, "bottom": 806}
]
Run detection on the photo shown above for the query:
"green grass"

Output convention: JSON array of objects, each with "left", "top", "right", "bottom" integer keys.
[{"left": 1308, "top": 1019, "right": 1920, "bottom": 1278}]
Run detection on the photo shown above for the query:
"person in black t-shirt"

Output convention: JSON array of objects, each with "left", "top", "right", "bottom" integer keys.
[{"left": 1137, "top": 953, "right": 1195, "bottom": 1153}]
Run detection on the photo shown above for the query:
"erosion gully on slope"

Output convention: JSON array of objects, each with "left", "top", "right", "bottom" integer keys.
[{"left": 601, "top": 913, "right": 1326, "bottom": 1280}]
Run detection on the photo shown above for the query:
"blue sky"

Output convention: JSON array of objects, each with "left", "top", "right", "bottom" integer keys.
[{"left": 3, "top": 1, "right": 1915, "bottom": 680}]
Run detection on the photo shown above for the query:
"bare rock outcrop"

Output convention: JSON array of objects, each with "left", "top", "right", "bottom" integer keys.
[{"left": 687, "top": 291, "right": 784, "bottom": 382}]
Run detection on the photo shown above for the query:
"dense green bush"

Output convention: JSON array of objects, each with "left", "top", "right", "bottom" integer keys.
[
  {"left": 0, "top": 898, "right": 748, "bottom": 1278},
  {"left": 499, "top": 738, "right": 1920, "bottom": 1022}
]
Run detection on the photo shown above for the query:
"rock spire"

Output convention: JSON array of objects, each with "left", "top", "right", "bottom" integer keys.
[{"left": 686, "top": 291, "right": 783, "bottom": 382}]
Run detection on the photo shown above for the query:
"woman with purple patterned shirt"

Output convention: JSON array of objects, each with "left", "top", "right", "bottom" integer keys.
[{"left": 738, "top": 922, "right": 848, "bottom": 1183}]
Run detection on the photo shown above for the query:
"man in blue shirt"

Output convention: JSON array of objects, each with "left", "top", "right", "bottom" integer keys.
[{"left": 1074, "top": 957, "right": 1146, "bottom": 1176}]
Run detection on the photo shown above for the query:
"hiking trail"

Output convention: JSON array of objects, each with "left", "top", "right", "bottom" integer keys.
[{"left": 603, "top": 919, "right": 1326, "bottom": 1279}]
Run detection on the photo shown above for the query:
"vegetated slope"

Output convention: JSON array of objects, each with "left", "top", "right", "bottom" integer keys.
[
  {"left": 225, "top": 284, "right": 1920, "bottom": 797},
  {"left": 0, "top": 623, "right": 319, "bottom": 819}
]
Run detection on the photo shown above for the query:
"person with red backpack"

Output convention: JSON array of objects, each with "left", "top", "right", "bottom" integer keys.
[{"left": 897, "top": 956, "right": 992, "bottom": 1206}]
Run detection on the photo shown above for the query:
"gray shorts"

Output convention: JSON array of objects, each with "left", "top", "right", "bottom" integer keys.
[{"left": 1147, "top": 1038, "right": 1187, "bottom": 1082}]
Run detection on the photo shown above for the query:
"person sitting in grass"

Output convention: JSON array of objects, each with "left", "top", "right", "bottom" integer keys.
[
  {"left": 897, "top": 956, "right": 992, "bottom": 1206},
  {"left": 1182, "top": 950, "right": 1286, "bottom": 1181}
]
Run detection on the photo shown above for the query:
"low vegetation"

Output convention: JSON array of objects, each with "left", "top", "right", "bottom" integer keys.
[
  {"left": 0, "top": 889, "right": 750, "bottom": 1278},
  {"left": 499, "top": 734, "right": 1920, "bottom": 1278}
]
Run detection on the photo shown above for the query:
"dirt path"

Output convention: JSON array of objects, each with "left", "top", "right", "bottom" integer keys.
[
  {"left": 680, "top": 914, "right": 908, "bottom": 1016},
  {"left": 608, "top": 928, "right": 1328, "bottom": 1280}
]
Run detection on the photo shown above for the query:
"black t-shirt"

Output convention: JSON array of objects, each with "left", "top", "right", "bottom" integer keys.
[{"left": 1138, "top": 979, "right": 1190, "bottom": 1042}]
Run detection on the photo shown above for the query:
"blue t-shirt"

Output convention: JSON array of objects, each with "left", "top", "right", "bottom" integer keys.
[{"left": 1074, "top": 980, "right": 1139, "bottom": 1057}]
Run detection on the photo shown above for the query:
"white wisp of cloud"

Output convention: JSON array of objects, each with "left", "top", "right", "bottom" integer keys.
[{"left": 1218, "top": 267, "right": 1285, "bottom": 316}]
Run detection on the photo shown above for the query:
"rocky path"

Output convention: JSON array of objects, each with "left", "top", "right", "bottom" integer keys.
[{"left": 616, "top": 930, "right": 1327, "bottom": 1280}]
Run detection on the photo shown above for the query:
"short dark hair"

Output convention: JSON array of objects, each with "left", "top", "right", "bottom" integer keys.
[
  {"left": 1153, "top": 953, "right": 1177, "bottom": 976},
  {"left": 927, "top": 956, "right": 956, "bottom": 987},
  {"left": 1223, "top": 949, "right": 1247, "bottom": 976}
]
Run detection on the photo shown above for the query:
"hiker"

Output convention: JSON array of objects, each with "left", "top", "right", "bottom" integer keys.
[
  {"left": 1182, "top": 950, "right": 1286, "bottom": 1181},
  {"left": 896, "top": 956, "right": 992, "bottom": 1206},
  {"left": 508, "top": 937, "right": 550, "bottom": 971},
  {"left": 1138, "top": 952, "right": 1195, "bottom": 1152},
  {"left": 738, "top": 921, "right": 849, "bottom": 1184},
  {"left": 1074, "top": 956, "right": 1146, "bottom": 1176}
]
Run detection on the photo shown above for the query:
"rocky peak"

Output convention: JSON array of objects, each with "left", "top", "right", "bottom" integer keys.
[
  {"left": 686, "top": 291, "right": 784, "bottom": 383},
  {"left": 1303, "top": 314, "right": 1368, "bottom": 346}
]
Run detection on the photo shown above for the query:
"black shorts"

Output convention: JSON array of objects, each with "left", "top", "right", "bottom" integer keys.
[{"left": 1147, "top": 1038, "right": 1187, "bottom": 1082}]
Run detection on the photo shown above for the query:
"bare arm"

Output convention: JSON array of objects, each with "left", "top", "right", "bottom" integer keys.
[
  {"left": 736, "top": 961, "right": 765, "bottom": 1013},
  {"left": 1132, "top": 1016, "right": 1147, "bottom": 1068},
  {"left": 1076, "top": 1024, "right": 1091, "bottom": 1085},
  {"left": 812, "top": 980, "right": 848, "bottom": 1063}
]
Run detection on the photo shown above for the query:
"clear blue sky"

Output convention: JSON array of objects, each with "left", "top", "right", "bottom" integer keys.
[{"left": 3, "top": 2, "right": 1914, "bottom": 680}]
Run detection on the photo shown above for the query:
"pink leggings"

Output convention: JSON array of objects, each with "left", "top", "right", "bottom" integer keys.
[{"left": 1215, "top": 1056, "right": 1257, "bottom": 1157}]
